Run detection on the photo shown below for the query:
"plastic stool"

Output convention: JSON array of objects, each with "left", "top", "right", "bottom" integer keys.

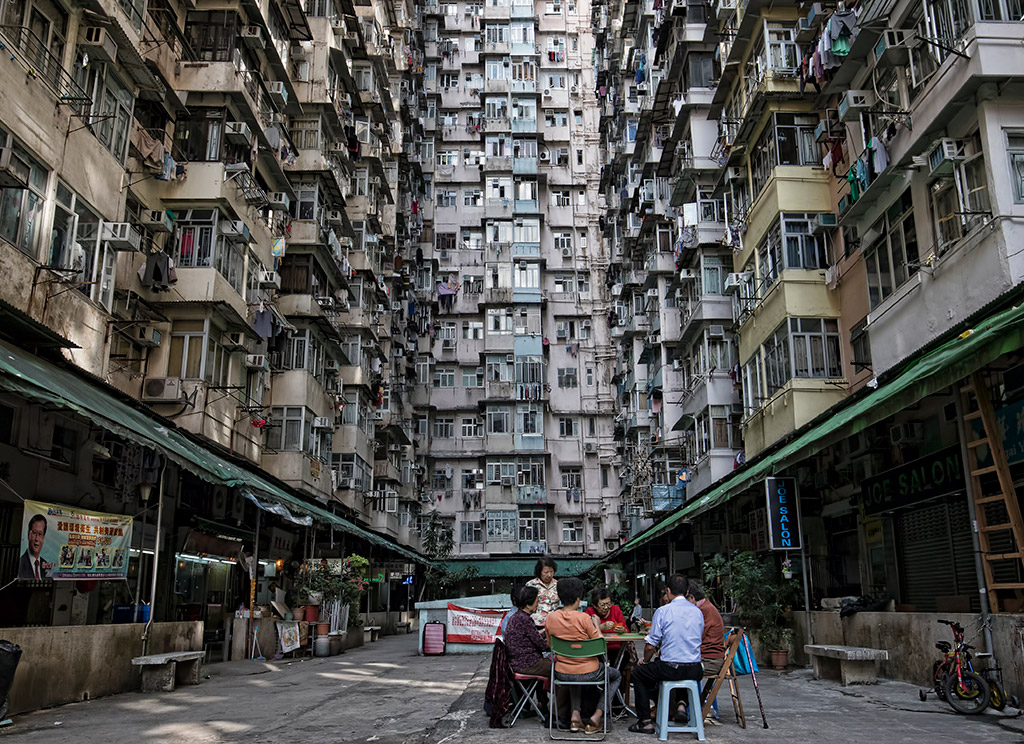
[{"left": 654, "top": 680, "right": 705, "bottom": 741}]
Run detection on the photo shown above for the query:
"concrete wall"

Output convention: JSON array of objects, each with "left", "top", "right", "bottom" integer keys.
[
  {"left": 790, "top": 611, "right": 1024, "bottom": 700},
  {"left": 2, "top": 621, "right": 202, "bottom": 714}
]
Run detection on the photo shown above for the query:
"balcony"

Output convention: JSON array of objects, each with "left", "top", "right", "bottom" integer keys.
[
  {"left": 514, "top": 199, "right": 539, "bottom": 213},
  {"left": 483, "top": 41, "right": 511, "bottom": 55},
  {"left": 646, "top": 251, "right": 677, "bottom": 274},
  {"left": 483, "top": 3, "right": 511, "bottom": 19},
  {"left": 511, "top": 117, "right": 538, "bottom": 133},
  {"left": 0, "top": 25, "right": 90, "bottom": 111},
  {"left": 511, "top": 79, "right": 538, "bottom": 94},
  {"left": 511, "top": 3, "right": 536, "bottom": 18},
  {"left": 511, "top": 241, "right": 541, "bottom": 258},
  {"left": 483, "top": 156, "right": 513, "bottom": 172},
  {"left": 513, "top": 157, "right": 538, "bottom": 175},
  {"left": 485, "top": 116, "right": 511, "bottom": 132},
  {"left": 517, "top": 485, "right": 548, "bottom": 505},
  {"left": 651, "top": 483, "right": 686, "bottom": 512},
  {"left": 373, "top": 459, "right": 401, "bottom": 482}
]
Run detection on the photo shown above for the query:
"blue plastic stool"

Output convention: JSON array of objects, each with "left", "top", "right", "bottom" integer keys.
[{"left": 654, "top": 680, "right": 705, "bottom": 741}]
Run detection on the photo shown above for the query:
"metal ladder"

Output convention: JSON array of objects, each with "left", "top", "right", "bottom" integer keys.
[{"left": 961, "top": 371, "right": 1024, "bottom": 612}]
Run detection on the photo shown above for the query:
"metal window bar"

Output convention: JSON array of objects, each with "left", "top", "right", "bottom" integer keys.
[{"left": 0, "top": 25, "right": 91, "bottom": 110}]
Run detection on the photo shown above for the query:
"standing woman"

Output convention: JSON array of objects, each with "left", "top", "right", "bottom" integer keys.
[{"left": 526, "top": 557, "right": 559, "bottom": 626}]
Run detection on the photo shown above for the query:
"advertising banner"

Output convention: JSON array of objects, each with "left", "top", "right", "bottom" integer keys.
[
  {"left": 446, "top": 603, "right": 509, "bottom": 643},
  {"left": 764, "top": 477, "right": 802, "bottom": 551},
  {"left": 278, "top": 621, "right": 301, "bottom": 653},
  {"left": 19, "top": 500, "right": 133, "bottom": 580}
]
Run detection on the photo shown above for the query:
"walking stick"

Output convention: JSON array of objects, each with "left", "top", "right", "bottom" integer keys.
[{"left": 742, "top": 632, "right": 769, "bottom": 729}]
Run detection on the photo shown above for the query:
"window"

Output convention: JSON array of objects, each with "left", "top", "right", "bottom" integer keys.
[
  {"left": 929, "top": 134, "right": 990, "bottom": 255},
  {"left": 47, "top": 182, "right": 117, "bottom": 310},
  {"left": 558, "top": 417, "right": 579, "bottom": 437},
  {"left": 433, "top": 367, "right": 456, "bottom": 388},
  {"left": 463, "top": 321, "right": 484, "bottom": 340},
  {"left": 763, "top": 317, "right": 842, "bottom": 393},
  {"left": 762, "top": 323, "right": 791, "bottom": 396},
  {"left": 601, "top": 465, "right": 609, "bottom": 488},
  {"left": 2, "top": 130, "right": 47, "bottom": 260},
  {"left": 437, "top": 189, "right": 457, "bottom": 207},
  {"left": 168, "top": 320, "right": 207, "bottom": 380},
  {"left": 865, "top": 190, "right": 919, "bottom": 308},
  {"left": 751, "top": 113, "right": 819, "bottom": 196},
  {"left": 702, "top": 256, "right": 725, "bottom": 295},
  {"left": 74, "top": 57, "right": 135, "bottom": 163},
  {"left": 460, "top": 521, "right": 483, "bottom": 543},
  {"left": 487, "top": 459, "right": 516, "bottom": 484},
  {"left": 552, "top": 190, "right": 572, "bottom": 207},
  {"left": 557, "top": 368, "right": 578, "bottom": 388},
  {"left": 520, "top": 407, "right": 541, "bottom": 434},
  {"left": 433, "top": 417, "right": 455, "bottom": 438},
  {"left": 519, "top": 509, "right": 546, "bottom": 541},
  {"left": 464, "top": 188, "right": 483, "bottom": 206},
  {"left": 462, "top": 417, "right": 483, "bottom": 437},
  {"left": 587, "top": 416, "right": 596, "bottom": 436},
  {"left": 487, "top": 406, "right": 511, "bottom": 433},
  {"left": 687, "top": 53, "right": 715, "bottom": 89},
  {"left": 586, "top": 368, "right": 594, "bottom": 386},
  {"left": 268, "top": 406, "right": 311, "bottom": 452},
  {"left": 561, "top": 520, "right": 582, "bottom": 543},
  {"left": 462, "top": 366, "right": 483, "bottom": 386},
  {"left": 1008, "top": 130, "right": 1024, "bottom": 202},
  {"left": 487, "top": 308, "right": 514, "bottom": 334},
  {"left": 764, "top": 21, "right": 798, "bottom": 71},
  {"left": 486, "top": 511, "right": 517, "bottom": 541},
  {"left": 554, "top": 231, "right": 573, "bottom": 251},
  {"left": 561, "top": 467, "right": 582, "bottom": 489},
  {"left": 851, "top": 318, "right": 872, "bottom": 373},
  {"left": 757, "top": 213, "right": 827, "bottom": 289}
]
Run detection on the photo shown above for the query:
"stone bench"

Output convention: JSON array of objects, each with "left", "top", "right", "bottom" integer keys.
[
  {"left": 395, "top": 621, "right": 412, "bottom": 634},
  {"left": 364, "top": 626, "right": 382, "bottom": 642},
  {"left": 132, "top": 651, "right": 204, "bottom": 692},
  {"left": 805, "top": 644, "right": 888, "bottom": 686}
]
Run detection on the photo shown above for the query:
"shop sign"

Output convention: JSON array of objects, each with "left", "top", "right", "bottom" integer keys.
[
  {"left": 446, "top": 603, "right": 508, "bottom": 643},
  {"left": 19, "top": 500, "right": 133, "bottom": 580},
  {"left": 765, "top": 477, "right": 801, "bottom": 550},
  {"left": 860, "top": 445, "right": 963, "bottom": 515}
]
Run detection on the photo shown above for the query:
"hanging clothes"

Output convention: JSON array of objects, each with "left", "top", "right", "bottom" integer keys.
[
  {"left": 855, "top": 155, "right": 870, "bottom": 193},
  {"left": 847, "top": 167, "right": 860, "bottom": 202},
  {"left": 252, "top": 309, "right": 274, "bottom": 338},
  {"left": 869, "top": 136, "right": 889, "bottom": 174}
]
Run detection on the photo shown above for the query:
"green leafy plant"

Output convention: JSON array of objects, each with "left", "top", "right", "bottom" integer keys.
[
  {"left": 710, "top": 551, "right": 799, "bottom": 651},
  {"left": 418, "top": 511, "right": 478, "bottom": 600}
]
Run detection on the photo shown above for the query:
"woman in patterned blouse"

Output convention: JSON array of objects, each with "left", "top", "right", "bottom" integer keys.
[{"left": 525, "top": 557, "right": 559, "bottom": 626}]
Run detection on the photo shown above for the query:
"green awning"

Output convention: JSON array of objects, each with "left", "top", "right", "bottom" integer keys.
[
  {"left": 621, "top": 301, "right": 1024, "bottom": 553},
  {"left": 446, "top": 558, "right": 599, "bottom": 578},
  {"left": 0, "top": 339, "right": 425, "bottom": 564}
]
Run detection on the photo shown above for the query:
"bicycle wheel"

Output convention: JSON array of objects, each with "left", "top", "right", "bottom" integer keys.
[
  {"left": 943, "top": 671, "right": 990, "bottom": 715},
  {"left": 988, "top": 680, "right": 1006, "bottom": 712}
]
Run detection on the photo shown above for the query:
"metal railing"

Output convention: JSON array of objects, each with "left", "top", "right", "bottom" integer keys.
[{"left": 0, "top": 26, "right": 91, "bottom": 110}]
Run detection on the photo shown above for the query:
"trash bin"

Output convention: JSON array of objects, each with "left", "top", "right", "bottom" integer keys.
[{"left": 0, "top": 640, "right": 22, "bottom": 719}]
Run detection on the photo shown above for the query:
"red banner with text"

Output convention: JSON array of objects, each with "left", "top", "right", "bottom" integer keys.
[{"left": 446, "top": 603, "right": 509, "bottom": 643}]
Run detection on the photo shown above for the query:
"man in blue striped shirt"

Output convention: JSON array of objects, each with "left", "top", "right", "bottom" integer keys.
[{"left": 628, "top": 574, "right": 704, "bottom": 734}]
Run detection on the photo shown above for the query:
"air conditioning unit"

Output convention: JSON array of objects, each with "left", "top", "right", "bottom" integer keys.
[
  {"left": 142, "top": 377, "right": 183, "bottom": 402},
  {"left": 731, "top": 403, "right": 745, "bottom": 416},
  {"left": 724, "top": 273, "right": 743, "bottom": 293},
  {"left": 838, "top": 89, "right": 876, "bottom": 122},
  {"left": 245, "top": 354, "right": 270, "bottom": 370},
  {"left": 708, "top": 324, "right": 726, "bottom": 338},
  {"left": 561, "top": 247, "right": 571, "bottom": 258},
  {"left": 266, "top": 80, "right": 288, "bottom": 107},
  {"left": 570, "top": 85, "right": 579, "bottom": 95},
  {"left": 331, "top": 18, "right": 345, "bottom": 33},
  {"left": 258, "top": 270, "right": 280, "bottom": 289},
  {"left": 267, "top": 192, "right": 290, "bottom": 211},
  {"left": 101, "top": 222, "right": 142, "bottom": 252},
  {"left": 814, "top": 213, "right": 839, "bottom": 233},
  {"left": 542, "top": 89, "right": 552, "bottom": 98},
  {"left": 242, "top": 26, "right": 264, "bottom": 48},
  {"left": 584, "top": 442, "right": 597, "bottom": 454},
  {"left": 372, "top": 410, "right": 384, "bottom": 420},
  {"left": 927, "top": 138, "right": 965, "bottom": 177},
  {"left": 326, "top": 209, "right": 344, "bottom": 224},
  {"left": 678, "top": 268, "right": 696, "bottom": 281},
  {"left": 890, "top": 421, "right": 923, "bottom": 443},
  {"left": 539, "top": 151, "right": 550, "bottom": 162},
  {"left": 313, "top": 416, "right": 333, "bottom": 429},
  {"left": 325, "top": 359, "right": 340, "bottom": 373},
  {"left": 141, "top": 209, "right": 174, "bottom": 233},
  {"left": 556, "top": 327, "right": 568, "bottom": 339},
  {"left": 500, "top": 475, "right": 514, "bottom": 486},
  {"left": 647, "top": 288, "right": 659, "bottom": 298},
  {"left": 442, "top": 338, "right": 456, "bottom": 349},
  {"left": 79, "top": 26, "right": 117, "bottom": 63},
  {"left": 873, "top": 29, "right": 915, "bottom": 67},
  {"left": 338, "top": 477, "right": 353, "bottom": 489},
  {"left": 0, "top": 147, "right": 30, "bottom": 190},
  {"left": 438, "top": 249, "right": 450, "bottom": 261},
  {"left": 219, "top": 220, "right": 250, "bottom": 243},
  {"left": 506, "top": 354, "right": 515, "bottom": 363},
  {"left": 133, "top": 325, "right": 162, "bottom": 348},
  {"left": 221, "top": 331, "right": 248, "bottom": 352},
  {"left": 225, "top": 121, "right": 252, "bottom": 145}
]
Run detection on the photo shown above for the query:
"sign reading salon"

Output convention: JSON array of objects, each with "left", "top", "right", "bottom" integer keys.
[{"left": 765, "top": 477, "right": 802, "bottom": 550}]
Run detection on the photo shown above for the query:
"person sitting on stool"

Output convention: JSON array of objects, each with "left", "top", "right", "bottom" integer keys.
[{"left": 628, "top": 574, "right": 704, "bottom": 734}]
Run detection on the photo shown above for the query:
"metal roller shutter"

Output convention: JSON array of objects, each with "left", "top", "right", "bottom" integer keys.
[{"left": 898, "top": 503, "right": 954, "bottom": 612}]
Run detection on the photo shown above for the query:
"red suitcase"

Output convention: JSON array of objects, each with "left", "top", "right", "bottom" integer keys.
[{"left": 423, "top": 621, "right": 446, "bottom": 655}]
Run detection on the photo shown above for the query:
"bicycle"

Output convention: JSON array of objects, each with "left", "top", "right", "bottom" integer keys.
[{"left": 919, "top": 618, "right": 989, "bottom": 715}]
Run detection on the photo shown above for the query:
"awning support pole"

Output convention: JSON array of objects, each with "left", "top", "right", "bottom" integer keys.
[{"left": 141, "top": 461, "right": 166, "bottom": 655}]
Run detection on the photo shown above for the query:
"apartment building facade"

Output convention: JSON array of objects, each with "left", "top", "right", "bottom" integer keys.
[{"left": 411, "top": 0, "right": 624, "bottom": 564}]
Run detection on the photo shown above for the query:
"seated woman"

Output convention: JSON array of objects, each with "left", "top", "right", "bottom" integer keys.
[
  {"left": 545, "top": 577, "right": 622, "bottom": 734},
  {"left": 504, "top": 585, "right": 551, "bottom": 678},
  {"left": 586, "top": 584, "right": 635, "bottom": 671}
]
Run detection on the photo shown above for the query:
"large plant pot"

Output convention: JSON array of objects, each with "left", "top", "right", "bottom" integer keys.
[
  {"left": 770, "top": 649, "right": 789, "bottom": 671},
  {"left": 305, "top": 605, "right": 320, "bottom": 623},
  {"left": 316, "top": 622, "right": 330, "bottom": 636},
  {"left": 292, "top": 606, "right": 306, "bottom": 622}
]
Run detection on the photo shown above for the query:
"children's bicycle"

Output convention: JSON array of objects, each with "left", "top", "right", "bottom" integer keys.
[{"left": 919, "top": 619, "right": 989, "bottom": 715}]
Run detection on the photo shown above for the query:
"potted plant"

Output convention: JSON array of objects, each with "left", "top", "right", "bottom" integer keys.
[
  {"left": 759, "top": 625, "right": 794, "bottom": 670},
  {"left": 781, "top": 558, "right": 793, "bottom": 580},
  {"left": 718, "top": 551, "right": 798, "bottom": 669}
]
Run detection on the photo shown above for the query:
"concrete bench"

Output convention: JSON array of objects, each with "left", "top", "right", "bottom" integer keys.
[
  {"left": 132, "top": 651, "right": 204, "bottom": 692},
  {"left": 364, "top": 626, "right": 382, "bottom": 642},
  {"left": 805, "top": 644, "right": 888, "bottom": 686},
  {"left": 395, "top": 621, "right": 412, "bottom": 634}
]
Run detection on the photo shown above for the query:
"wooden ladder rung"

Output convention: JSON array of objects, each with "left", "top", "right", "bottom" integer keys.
[
  {"left": 985, "top": 552, "right": 1024, "bottom": 561},
  {"left": 971, "top": 465, "right": 999, "bottom": 477},
  {"left": 964, "top": 411, "right": 984, "bottom": 422},
  {"left": 979, "top": 523, "right": 1014, "bottom": 532},
  {"left": 976, "top": 494, "right": 1011, "bottom": 505},
  {"left": 967, "top": 438, "right": 990, "bottom": 448},
  {"left": 989, "top": 582, "right": 1024, "bottom": 590}
]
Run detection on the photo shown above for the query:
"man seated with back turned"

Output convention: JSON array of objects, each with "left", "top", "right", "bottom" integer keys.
[{"left": 628, "top": 574, "right": 704, "bottom": 734}]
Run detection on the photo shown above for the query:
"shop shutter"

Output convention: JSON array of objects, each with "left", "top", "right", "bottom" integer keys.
[
  {"left": 898, "top": 503, "right": 953, "bottom": 612},
  {"left": 948, "top": 500, "right": 980, "bottom": 609}
]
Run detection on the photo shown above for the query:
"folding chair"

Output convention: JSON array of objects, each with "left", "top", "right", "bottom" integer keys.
[
  {"left": 548, "top": 636, "right": 609, "bottom": 741},
  {"left": 700, "top": 629, "right": 746, "bottom": 728},
  {"left": 508, "top": 671, "right": 550, "bottom": 727}
]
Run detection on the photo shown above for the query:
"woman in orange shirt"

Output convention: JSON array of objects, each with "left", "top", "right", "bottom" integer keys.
[{"left": 546, "top": 577, "right": 622, "bottom": 734}]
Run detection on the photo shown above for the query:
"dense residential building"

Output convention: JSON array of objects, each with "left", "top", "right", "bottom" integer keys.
[{"left": 412, "top": 0, "right": 623, "bottom": 566}]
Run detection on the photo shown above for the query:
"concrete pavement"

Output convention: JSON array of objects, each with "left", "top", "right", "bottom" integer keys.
[{"left": 1, "top": 632, "right": 1021, "bottom": 743}]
